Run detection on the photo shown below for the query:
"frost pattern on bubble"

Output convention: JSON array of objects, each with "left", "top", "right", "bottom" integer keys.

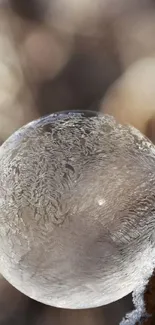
[{"left": 120, "top": 248, "right": 155, "bottom": 325}]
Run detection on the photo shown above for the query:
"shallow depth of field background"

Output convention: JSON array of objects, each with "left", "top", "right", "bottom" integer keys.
[{"left": 0, "top": 0, "right": 155, "bottom": 324}]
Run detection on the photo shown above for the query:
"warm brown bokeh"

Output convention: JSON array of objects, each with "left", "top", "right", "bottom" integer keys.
[{"left": 100, "top": 58, "right": 155, "bottom": 144}]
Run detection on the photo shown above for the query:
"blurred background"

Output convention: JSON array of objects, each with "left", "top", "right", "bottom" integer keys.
[{"left": 0, "top": 0, "right": 155, "bottom": 324}]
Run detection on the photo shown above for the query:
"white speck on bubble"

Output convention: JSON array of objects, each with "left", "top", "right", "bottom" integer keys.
[{"left": 97, "top": 198, "right": 106, "bottom": 206}]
